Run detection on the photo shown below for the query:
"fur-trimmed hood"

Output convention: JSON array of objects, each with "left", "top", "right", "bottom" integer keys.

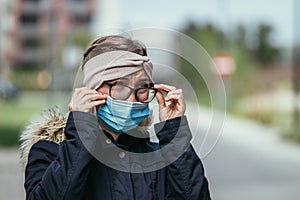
[
  {"left": 19, "top": 110, "right": 68, "bottom": 166},
  {"left": 19, "top": 109, "right": 153, "bottom": 167}
]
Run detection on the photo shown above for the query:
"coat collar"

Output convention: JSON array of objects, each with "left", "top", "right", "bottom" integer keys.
[
  {"left": 19, "top": 109, "right": 151, "bottom": 166},
  {"left": 19, "top": 109, "right": 67, "bottom": 166},
  {"left": 103, "top": 129, "right": 149, "bottom": 151}
]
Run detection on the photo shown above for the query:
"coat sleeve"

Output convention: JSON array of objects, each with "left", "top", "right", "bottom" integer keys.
[
  {"left": 155, "top": 116, "right": 211, "bottom": 200},
  {"left": 24, "top": 111, "right": 101, "bottom": 200}
]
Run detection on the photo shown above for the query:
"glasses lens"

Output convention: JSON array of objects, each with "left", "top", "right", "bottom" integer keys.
[
  {"left": 111, "top": 85, "right": 131, "bottom": 100},
  {"left": 137, "top": 88, "right": 156, "bottom": 103},
  {"left": 110, "top": 83, "right": 156, "bottom": 102}
]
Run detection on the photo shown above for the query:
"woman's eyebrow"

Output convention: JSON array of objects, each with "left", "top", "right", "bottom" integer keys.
[
  {"left": 136, "top": 79, "right": 151, "bottom": 86},
  {"left": 137, "top": 78, "right": 150, "bottom": 83},
  {"left": 118, "top": 77, "right": 130, "bottom": 81}
]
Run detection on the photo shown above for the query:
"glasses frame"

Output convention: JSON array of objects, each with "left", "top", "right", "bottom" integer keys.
[{"left": 104, "top": 82, "right": 158, "bottom": 103}]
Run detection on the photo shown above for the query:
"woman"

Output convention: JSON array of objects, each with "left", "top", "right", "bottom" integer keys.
[{"left": 20, "top": 35, "right": 211, "bottom": 199}]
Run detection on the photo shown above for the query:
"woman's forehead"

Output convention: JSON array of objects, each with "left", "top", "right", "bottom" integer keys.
[
  {"left": 120, "top": 70, "right": 150, "bottom": 81},
  {"left": 105, "top": 69, "right": 150, "bottom": 84}
]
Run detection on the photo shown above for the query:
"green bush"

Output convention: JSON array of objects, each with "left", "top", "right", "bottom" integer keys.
[{"left": 0, "top": 91, "right": 67, "bottom": 146}]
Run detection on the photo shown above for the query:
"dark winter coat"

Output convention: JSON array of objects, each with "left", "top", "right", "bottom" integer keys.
[{"left": 20, "top": 111, "right": 211, "bottom": 200}]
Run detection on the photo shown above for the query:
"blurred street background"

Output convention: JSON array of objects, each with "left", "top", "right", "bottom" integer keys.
[{"left": 0, "top": 0, "right": 300, "bottom": 199}]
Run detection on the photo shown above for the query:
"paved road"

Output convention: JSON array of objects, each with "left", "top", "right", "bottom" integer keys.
[
  {"left": 0, "top": 148, "right": 25, "bottom": 200},
  {"left": 186, "top": 105, "right": 300, "bottom": 200},
  {"left": 204, "top": 136, "right": 300, "bottom": 200},
  {"left": 1, "top": 104, "right": 300, "bottom": 200}
]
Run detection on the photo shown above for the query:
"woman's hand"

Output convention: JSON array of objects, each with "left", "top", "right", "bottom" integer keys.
[
  {"left": 68, "top": 87, "right": 106, "bottom": 112},
  {"left": 154, "top": 84, "right": 186, "bottom": 121}
]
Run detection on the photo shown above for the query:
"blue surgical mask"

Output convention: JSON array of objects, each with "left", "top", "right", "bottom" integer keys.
[{"left": 97, "top": 96, "right": 150, "bottom": 134}]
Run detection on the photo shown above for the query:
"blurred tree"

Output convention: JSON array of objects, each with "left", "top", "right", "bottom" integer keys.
[
  {"left": 254, "top": 24, "right": 279, "bottom": 65},
  {"left": 55, "top": 27, "right": 92, "bottom": 90},
  {"left": 176, "top": 22, "right": 228, "bottom": 105},
  {"left": 177, "top": 21, "right": 261, "bottom": 107},
  {"left": 69, "top": 27, "right": 92, "bottom": 49},
  {"left": 232, "top": 24, "right": 247, "bottom": 49},
  {"left": 183, "top": 22, "right": 226, "bottom": 55}
]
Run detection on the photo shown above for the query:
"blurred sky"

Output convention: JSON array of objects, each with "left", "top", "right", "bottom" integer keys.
[{"left": 93, "top": 0, "right": 295, "bottom": 46}]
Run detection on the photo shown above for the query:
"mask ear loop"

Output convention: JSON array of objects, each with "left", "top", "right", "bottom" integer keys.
[{"left": 90, "top": 106, "right": 97, "bottom": 115}]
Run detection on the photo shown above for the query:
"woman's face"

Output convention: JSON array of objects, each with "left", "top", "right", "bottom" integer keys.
[{"left": 97, "top": 70, "right": 151, "bottom": 102}]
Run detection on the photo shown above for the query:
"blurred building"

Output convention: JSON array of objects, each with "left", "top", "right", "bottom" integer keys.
[
  {"left": 2, "top": 0, "right": 95, "bottom": 72},
  {"left": 0, "top": 0, "right": 17, "bottom": 78}
]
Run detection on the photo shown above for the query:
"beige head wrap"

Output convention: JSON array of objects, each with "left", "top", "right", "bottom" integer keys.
[{"left": 82, "top": 50, "right": 154, "bottom": 90}]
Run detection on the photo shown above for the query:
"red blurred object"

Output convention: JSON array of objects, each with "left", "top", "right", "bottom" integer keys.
[{"left": 212, "top": 52, "right": 236, "bottom": 78}]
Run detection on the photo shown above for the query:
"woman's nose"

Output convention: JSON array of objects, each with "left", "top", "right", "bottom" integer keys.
[{"left": 126, "top": 91, "right": 138, "bottom": 102}]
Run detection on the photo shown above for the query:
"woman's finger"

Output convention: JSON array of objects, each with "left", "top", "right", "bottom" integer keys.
[
  {"left": 93, "top": 99, "right": 106, "bottom": 106},
  {"left": 69, "top": 87, "right": 107, "bottom": 112},
  {"left": 72, "top": 100, "right": 106, "bottom": 112},
  {"left": 77, "top": 89, "right": 100, "bottom": 100},
  {"left": 80, "top": 93, "right": 106, "bottom": 104},
  {"left": 87, "top": 100, "right": 106, "bottom": 107},
  {"left": 155, "top": 90, "right": 166, "bottom": 108},
  {"left": 165, "top": 89, "right": 183, "bottom": 101},
  {"left": 73, "top": 87, "right": 90, "bottom": 96},
  {"left": 165, "top": 89, "right": 186, "bottom": 115},
  {"left": 154, "top": 84, "right": 176, "bottom": 92}
]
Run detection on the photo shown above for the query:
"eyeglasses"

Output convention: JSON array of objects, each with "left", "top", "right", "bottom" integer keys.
[{"left": 104, "top": 82, "right": 157, "bottom": 103}]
